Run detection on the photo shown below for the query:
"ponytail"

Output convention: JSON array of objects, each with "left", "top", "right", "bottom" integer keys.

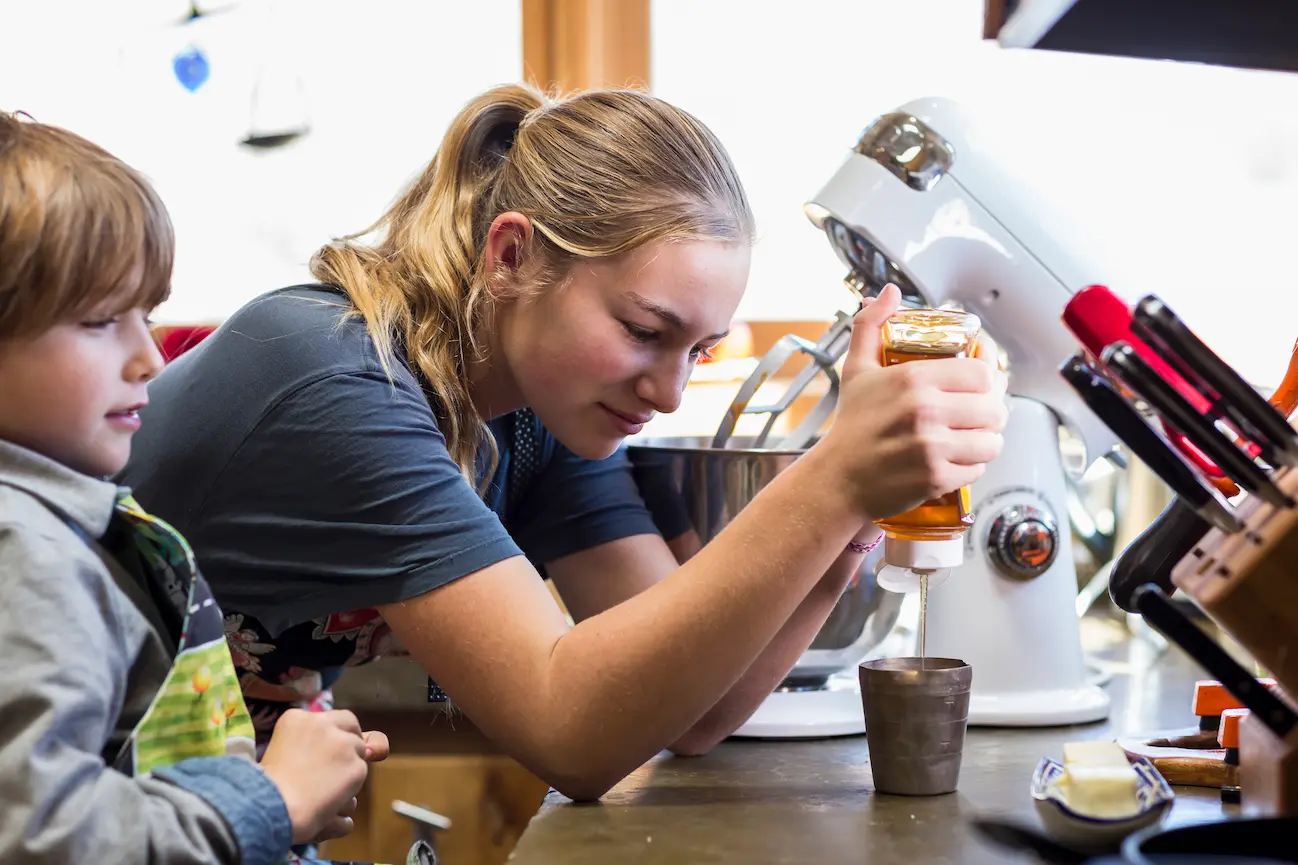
[{"left": 311, "top": 84, "right": 546, "bottom": 488}]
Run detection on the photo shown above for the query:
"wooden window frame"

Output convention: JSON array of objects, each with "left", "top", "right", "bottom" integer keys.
[{"left": 522, "top": 0, "right": 651, "bottom": 93}]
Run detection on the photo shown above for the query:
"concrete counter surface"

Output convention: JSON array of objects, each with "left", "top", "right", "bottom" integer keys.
[{"left": 508, "top": 638, "right": 1234, "bottom": 864}]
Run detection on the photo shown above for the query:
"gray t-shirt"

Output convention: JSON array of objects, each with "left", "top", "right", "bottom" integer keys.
[{"left": 119, "top": 285, "right": 678, "bottom": 724}]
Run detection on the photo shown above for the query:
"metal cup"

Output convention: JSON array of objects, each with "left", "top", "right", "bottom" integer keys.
[{"left": 859, "top": 658, "right": 972, "bottom": 796}]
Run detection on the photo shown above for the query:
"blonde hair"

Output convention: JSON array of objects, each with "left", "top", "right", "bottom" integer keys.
[
  {"left": 310, "top": 83, "right": 754, "bottom": 486},
  {"left": 0, "top": 112, "right": 173, "bottom": 341}
]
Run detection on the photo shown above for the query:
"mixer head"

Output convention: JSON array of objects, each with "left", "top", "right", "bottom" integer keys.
[
  {"left": 802, "top": 98, "right": 1121, "bottom": 473},
  {"left": 811, "top": 108, "right": 957, "bottom": 309}
]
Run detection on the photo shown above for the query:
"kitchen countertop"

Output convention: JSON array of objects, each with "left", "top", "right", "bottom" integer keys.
[{"left": 508, "top": 619, "right": 1235, "bottom": 864}]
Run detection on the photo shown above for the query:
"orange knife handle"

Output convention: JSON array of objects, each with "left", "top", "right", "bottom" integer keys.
[{"left": 1269, "top": 338, "right": 1298, "bottom": 420}]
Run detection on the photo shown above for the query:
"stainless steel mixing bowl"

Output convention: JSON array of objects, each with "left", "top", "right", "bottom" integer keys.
[{"left": 625, "top": 436, "right": 904, "bottom": 684}]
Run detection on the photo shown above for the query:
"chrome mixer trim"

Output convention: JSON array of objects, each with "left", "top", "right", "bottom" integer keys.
[
  {"left": 986, "top": 504, "right": 1060, "bottom": 581},
  {"left": 822, "top": 216, "right": 927, "bottom": 307},
  {"left": 854, "top": 111, "right": 955, "bottom": 193}
]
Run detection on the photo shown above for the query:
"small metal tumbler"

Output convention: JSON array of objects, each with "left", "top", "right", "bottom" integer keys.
[{"left": 859, "top": 657, "right": 972, "bottom": 796}]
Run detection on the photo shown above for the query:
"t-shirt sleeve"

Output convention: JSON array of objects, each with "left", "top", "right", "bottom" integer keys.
[
  {"left": 508, "top": 440, "right": 670, "bottom": 566},
  {"left": 195, "top": 370, "right": 524, "bottom": 635}
]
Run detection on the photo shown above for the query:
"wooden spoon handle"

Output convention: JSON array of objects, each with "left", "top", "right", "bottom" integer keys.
[{"left": 1146, "top": 755, "right": 1237, "bottom": 788}]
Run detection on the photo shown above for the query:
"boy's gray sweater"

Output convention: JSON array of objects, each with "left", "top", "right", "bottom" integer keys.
[{"left": 0, "top": 439, "right": 290, "bottom": 865}]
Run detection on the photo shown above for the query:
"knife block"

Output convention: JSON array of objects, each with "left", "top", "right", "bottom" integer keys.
[
  {"left": 1171, "top": 467, "right": 1298, "bottom": 697},
  {"left": 1239, "top": 708, "right": 1298, "bottom": 817}
]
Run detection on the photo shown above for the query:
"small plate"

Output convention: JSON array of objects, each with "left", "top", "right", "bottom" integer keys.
[{"left": 1031, "top": 755, "right": 1175, "bottom": 849}]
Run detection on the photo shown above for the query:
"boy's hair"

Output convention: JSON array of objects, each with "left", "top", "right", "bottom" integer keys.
[{"left": 0, "top": 111, "right": 173, "bottom": 341}]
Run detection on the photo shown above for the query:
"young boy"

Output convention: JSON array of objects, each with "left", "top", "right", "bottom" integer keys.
[{"left": 0, "top": 112, "right": 409, "bottom": 864}]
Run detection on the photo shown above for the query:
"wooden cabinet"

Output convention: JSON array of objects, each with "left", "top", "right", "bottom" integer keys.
[
  {"left": 316, "top": 687, "right": 551, "bottom": 865},
  {"left": 319, "top": 753, "right": 549, "bottom": 865}
]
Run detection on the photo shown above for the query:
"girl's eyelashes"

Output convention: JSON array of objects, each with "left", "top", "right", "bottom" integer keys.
[
  {"left": 621, "top": 321, "right": 657, "bottom": 343},
  {"left": 622, "top": 320, "right": 715, "bottom": 360}
]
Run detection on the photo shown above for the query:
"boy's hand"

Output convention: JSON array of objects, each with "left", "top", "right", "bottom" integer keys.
[
  {"left": 260, "top": 709, "right": 371, "bottom": 844},
  {"left": 303, "top": 730, "right": 390, "bottom": 843},
  {"left": 363, "top": 729, "right": 390, "bottom": 762}
]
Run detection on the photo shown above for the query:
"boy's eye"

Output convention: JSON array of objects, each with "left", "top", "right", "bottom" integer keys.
[
  {"left": 691, "top": 345, "right": 716, "bottom": 362},
  {"left": 80, "top": 317, "right": 119, "bottom": 330}
]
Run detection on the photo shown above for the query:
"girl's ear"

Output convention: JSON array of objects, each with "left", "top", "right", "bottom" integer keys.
[{"left": 484, "top": 211, "right": 532, "bottom": 279}]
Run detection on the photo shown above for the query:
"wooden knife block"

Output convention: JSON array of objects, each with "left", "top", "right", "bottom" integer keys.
[
  {"left": 1172, "top": 466, "right": 1298, "bottom": 815},
  {"left": 1239, "top": 711, "right": 1298, "bottom": 817},
  {"left": 1171, "top": 467, "right": 1298, "bottom": 696}
]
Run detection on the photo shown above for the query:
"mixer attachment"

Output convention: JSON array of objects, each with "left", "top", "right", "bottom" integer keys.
[{"left": 711, "top": 308, "right": 857, "bottom": 451}]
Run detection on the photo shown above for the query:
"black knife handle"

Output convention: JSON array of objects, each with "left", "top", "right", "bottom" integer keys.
[
  {"left": 1060, "top": 353, "right": 1240, "bottom": 534},
  {"left": 1108, "top": 498, "right": 1210, "bottom": 613},
  {"left": 1133, "top": 296, "right": 1298, "bottom": 462},
  {"left": 1104, "top": 342, "right": 1292, "bottom": 509},
  {"left": 1134, "top": 584, "right": 1298, "bottom": 741}
]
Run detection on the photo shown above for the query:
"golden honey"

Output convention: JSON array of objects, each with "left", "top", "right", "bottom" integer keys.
[{"left": 874, "top": 309, "right": 982, "bottom": 542}]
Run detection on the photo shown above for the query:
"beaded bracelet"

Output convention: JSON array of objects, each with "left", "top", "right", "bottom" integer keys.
[{"left": 846, "top": 535, "right": 883, "bottom": 555}]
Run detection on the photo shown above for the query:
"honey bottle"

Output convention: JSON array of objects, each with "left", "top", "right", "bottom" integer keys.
[{"left": 874, "top": 308, "right": 982, "bottom": 591}]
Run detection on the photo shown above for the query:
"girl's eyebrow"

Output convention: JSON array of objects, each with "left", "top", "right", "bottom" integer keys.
[{"left": 626, "top": 291, "right": 728, "bottom": 341}]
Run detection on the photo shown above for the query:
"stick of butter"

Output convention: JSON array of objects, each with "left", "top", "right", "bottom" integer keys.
[
  {"left": 1063, "top": 740, "right": 1132, "bottom": 767},
  {"left": 1057, "top": 741, "right": 1141, "bottom": 819}
]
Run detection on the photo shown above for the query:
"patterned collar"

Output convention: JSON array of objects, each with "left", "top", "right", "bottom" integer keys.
[{"left": 0, "top": 439, "right": 118, "bottom": 538}]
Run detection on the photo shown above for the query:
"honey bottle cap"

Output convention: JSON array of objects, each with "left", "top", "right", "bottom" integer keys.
[{"left": 882, "top": 536, "right": 965, "bottom": 570}]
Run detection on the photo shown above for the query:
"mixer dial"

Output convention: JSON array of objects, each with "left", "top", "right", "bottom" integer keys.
[{"left": 987, "top": 505, "right": 1058, "bottom": 580}]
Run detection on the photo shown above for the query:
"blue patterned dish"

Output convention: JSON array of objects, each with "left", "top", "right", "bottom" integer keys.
[{"left": 1031, "top": 755, "right": 1175, "bottom": 848}]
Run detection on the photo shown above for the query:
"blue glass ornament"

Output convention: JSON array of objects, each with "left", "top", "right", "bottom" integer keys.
[{"left": 172, "top": 46, "right": 210, "bottom": 93}]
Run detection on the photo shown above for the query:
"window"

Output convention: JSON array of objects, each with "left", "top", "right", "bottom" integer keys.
[
  {"left": 1, "top": 0, "right": 523, "bottom": 323},
  {"left": 652, "top": 0, "right": 1298, "bottom": 387}
]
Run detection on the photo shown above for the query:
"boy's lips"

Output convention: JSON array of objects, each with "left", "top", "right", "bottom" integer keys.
[
  {"left": 106, "top": 402, "right": 146, "bottom": 430},
  {"left": 107, "top": 402, "right": 147, "bottom": 416}
]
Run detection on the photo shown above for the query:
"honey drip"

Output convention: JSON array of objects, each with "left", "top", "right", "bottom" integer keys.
[{"left": 919, "top": 572, "right": 928, "bottom": 669}]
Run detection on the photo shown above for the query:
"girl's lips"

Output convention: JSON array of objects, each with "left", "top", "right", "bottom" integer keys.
[{"left": 600, "top": 404, "right": 651, "bottom": 435}]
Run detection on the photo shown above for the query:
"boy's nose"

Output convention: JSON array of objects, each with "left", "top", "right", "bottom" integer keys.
[{"left": 129, "top": 319, "right": 166, "bottom": 382}]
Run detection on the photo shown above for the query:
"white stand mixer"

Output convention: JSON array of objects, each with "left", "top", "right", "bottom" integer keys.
[
  {"left": 806, "top": 97, "right": 1122, "bottom": 726},
  {"left": 724, "top": 97, "right": 1122, "bottom": 731}
]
